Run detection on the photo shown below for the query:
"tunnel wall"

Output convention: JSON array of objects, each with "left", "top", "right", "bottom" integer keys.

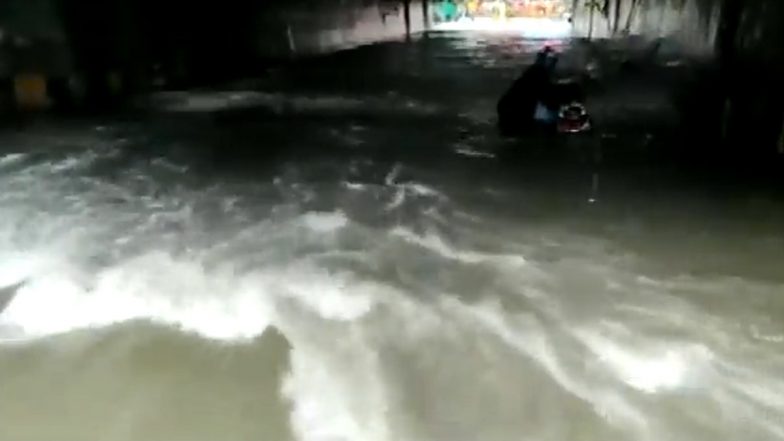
[
  {"left": 1, "top": 0, "right": 428, "bottom": 112},
  {"left": 254, "top": 0, "right": 426, "bottom": 58},
  {"left": 568, "top": 0, "right": 784, "bottom": 161},
  {"left": 143, "top": 0, "right": 428, "bottom": 86},
  {"left": 0, "top": 0, "right": 69, "bottom": 77},
  {"left": 717, "top": 0, "right": 784, "bottom": 161},
  {"left": 0, "top": 0, "right": 72, "bottom": 113},
  {"left": 571, "top": 0, "right": 721, "bottom": 55}
]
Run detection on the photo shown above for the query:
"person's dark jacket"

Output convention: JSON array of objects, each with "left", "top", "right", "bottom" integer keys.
[{"left": 497, "top": 62, "right": 552, "bottom": 136}]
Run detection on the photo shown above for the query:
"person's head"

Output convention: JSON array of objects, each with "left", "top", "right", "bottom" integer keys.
[{"left": 536, "top": 46, "right": 558, "bottom": 73}]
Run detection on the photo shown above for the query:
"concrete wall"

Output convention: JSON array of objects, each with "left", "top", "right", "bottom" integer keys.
[
  {"left": 0, "top": 0, "right": 429, "bottom": 110},
  {"left": 2, "top": 0, "right": 427, "bottom": 78},
  {"left": 571, "top": 0, "right": 721, "bottom": 55},
  {"left": 255, "top": 0, "right": 426, "bottom": 58},
  {"left": 0, "top": 0, "right": 72, "bottom": 112},
  {"left": 567, "top": 0, "right": 784, "bottom": 159},
  {"left": 568, "top": 0, "right": 782, "bottom": 64},
  {"left": 0, "top": 0, "right": 70, "bottom": 77}
]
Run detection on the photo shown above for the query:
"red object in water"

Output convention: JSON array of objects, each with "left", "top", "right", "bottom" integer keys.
[{"left": 557, "top": 103, "right": 592, "bottom": 133}]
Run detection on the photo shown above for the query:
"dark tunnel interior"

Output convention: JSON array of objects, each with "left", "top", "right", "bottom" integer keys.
[{"left": 0, "top": 0, "right": 782, "bottom": 165}]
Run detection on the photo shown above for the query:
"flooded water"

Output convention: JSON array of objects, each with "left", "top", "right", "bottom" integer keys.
[{"left": 1, "top": 33, "right": 784, "bottom": 441}]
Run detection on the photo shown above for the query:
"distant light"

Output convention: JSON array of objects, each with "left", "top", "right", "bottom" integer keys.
[{"left": 432, "top": 17, "right": 572, "bottom": 39}]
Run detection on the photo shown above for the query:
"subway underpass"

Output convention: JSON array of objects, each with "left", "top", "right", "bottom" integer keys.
[{"left": 1, "top": 2, "right": 784, "bottom": 441}]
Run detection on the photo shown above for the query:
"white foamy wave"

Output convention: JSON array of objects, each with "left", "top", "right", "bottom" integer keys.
[
  {"left": 283, "top": 338, "right": 391, "bottom": 441},
  {"left": 400, "top": 182, "right": 443, "bottom": 198},
  {"left": 277, "top": 267, "right": 377, "bottom": 322},
  {"left": 750, "top": 325, "right": 784, "bottom": 343},
  {"left": 381, "top": 169, "right": 447, "bottom": 211},
  {"left": 454, "top": 147, "right": 496, "bottom": 158},
  {"left": 390, "top": 227, "right": 526, "bottom": 266},
  {"left": 0, "top": 153, "right": 28, "bottom": 168},
  {"left": 385, "top": 187, "right": 406, "bottom": 210},
  {"left": 2, "top": 125, "right": 784, "bottom": 441},
  {"left": 0, "top": 253, "right": 274, "bottom": 341},
  {"left": 0, "top": 247, "right": 382, "bottom": 343},
  {"left": 382, "top": 165, "right": 444, "bottom": 197},
  {"left": 301, "top": 211, "right": 348, "bottom": 233},
  {"left": 577, "top": 330, "right": 713, "bottom": 393},
  {"left": 342, "top": 181, "right": 367, "bottom": 191},
  {"left": 441, "top": 297, "right": 654, "bottom": 438},
  {"left": 384, "top": 164, "right": 401, "bottom": 186},
  {"left": 0, "top": 252, "right": 48, "bottom": 289}
]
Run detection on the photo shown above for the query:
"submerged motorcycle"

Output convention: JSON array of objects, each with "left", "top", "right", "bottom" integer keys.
[
  {"left": 538, "top": 80, "right": 593, "bottom": 134},
  {"left": 499, "top": 77, "right": 593, "bottom": 137},
  {"left": 556, "top": 101, "right": 592, "bottom": 134},
  {"left": 497, "top": 46, "right": 594, "bottom": 137}
]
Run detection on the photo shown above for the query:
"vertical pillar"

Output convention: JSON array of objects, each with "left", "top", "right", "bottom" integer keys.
[
  {"left": 715, "top": 0, "right": 743, "bottom": 146},
  {"left": 404, "top": 0, "right": 412, "bottom": 39},
  {"left": 612, "top": 0, "right": 622, "bottom": 34},
  {"left": 716, "top": 0, "right": 742, "bottom": 69},
  {"left": 588, "top": 1, "right": 596, "bottom": 40},
  {"left": 422, "top": 0, "right": 430, "bottom": 31}
]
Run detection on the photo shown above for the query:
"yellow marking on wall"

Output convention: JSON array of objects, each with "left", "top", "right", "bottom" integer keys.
[{"left": 14, "top": 73, "right": 49, "bottom": 110}]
